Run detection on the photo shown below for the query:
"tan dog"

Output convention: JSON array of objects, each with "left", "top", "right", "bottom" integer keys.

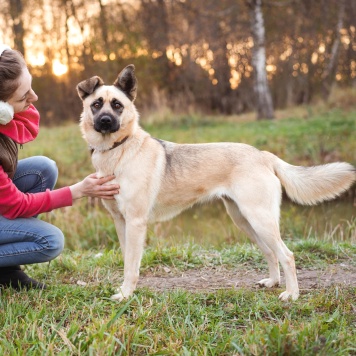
[{"left": 77, "top": 65, "right": 355, "bottom": 302}]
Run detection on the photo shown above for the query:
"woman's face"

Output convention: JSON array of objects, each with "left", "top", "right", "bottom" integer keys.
[{"left": 7, "top": 67, "right": 38, "bottom": 113}]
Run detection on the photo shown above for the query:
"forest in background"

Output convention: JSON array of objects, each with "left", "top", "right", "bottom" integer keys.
[{"left": 0, "top": 0, "right": 355, "bottom": 124}]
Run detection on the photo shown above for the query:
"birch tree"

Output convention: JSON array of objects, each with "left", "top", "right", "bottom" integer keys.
[
  {"left": 247, "top": 0, "right": 274, "bottom": 119},
  {"left": 322, "top": 0, "right": 346, "bottom": 100}
]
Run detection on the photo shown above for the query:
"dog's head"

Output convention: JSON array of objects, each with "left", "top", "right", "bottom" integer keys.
[{"left": 77, "top": 65, "right": 138, "bottom": 145}]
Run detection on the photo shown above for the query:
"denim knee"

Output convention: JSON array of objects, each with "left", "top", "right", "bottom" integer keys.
[
  {"left": 14, "top": 156, "right": 59, "bottom": 194},
  {"left": 42, "top": 225, "right": 65, "bottom": 261},
  {"left": 35, "top": 156, "right": 58, "bottom": 190}
]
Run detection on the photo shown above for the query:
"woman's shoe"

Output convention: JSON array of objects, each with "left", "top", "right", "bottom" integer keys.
[{"left": 0, "top": 265, "right": 47, "bottom": 290}]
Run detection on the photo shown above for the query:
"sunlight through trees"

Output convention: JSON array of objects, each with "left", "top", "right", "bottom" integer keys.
[{"left": 0, "top": 0, "right": 355, "bottom": 122}]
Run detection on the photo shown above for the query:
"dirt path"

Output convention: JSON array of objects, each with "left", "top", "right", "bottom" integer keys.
[{"left": 138, "top": 263, "right": 356, "bottom": 293}]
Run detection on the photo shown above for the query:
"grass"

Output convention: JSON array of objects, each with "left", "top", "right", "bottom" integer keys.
[
  {"left": 1, "top": 243, "right": 355, "bottom": 355},
  {"left": 2, "top": 100, "right": 355, "bottom": 354}
]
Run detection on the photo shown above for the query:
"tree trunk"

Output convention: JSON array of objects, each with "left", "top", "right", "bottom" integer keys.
[
  {"left": 8, "top": 0, "right": 25, "bottom": 55},
  {"left": 98, "top": 0, "right": 109, "bottom": 50},
  {"left": 322, "top": 0, "right": 346, "bottom": 100},
  {"left": 139, "top": 0, "right": 172, "bottom": 88},
  {"left": 62, "top": 0, "right": 71, "bottom": 71},
  {"left": 248, "top": 0, "right": 274, "bottom": 120}
]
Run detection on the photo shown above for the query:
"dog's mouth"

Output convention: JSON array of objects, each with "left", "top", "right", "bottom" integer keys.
[{"left": 94, "top": 114, "right": 120, "bottom": 134}]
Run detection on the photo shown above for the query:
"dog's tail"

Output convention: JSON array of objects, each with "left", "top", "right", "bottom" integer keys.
[{"left": 265, "top": 152, "right": 355, "bottom": 205}]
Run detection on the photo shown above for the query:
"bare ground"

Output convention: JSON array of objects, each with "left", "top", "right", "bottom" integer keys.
[{"left": 137, "top": 263, "right": 356, "bottom": 293}]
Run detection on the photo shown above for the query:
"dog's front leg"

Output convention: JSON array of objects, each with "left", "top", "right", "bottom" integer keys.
[
  {"left": 112, "top": 214, "right": 126, "bottom": 257},
  {"left": 111, "top": 216, "right": 147, "bottom": 301},
  {"left": 102, "top": 200, "right": 127, "bottom": 256}
]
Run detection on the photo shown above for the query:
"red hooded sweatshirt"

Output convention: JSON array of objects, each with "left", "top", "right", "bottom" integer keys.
[{"left": 0, "top": 105, "right": 73, "bottom": 219}]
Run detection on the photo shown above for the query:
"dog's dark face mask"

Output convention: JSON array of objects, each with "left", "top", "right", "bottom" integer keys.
[
  {"left": 90, "top": 97, "right": 124, "bottom": 134},
  {"left": 77, "top": 64, "right": 137, "bottom": 135}
]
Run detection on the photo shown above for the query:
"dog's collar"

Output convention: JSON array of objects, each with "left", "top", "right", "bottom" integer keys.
[{"left": 90, "top": 136, "right": 129, "bottom": 154}]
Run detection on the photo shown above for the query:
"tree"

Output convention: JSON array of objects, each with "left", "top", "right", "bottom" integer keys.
[
  {"left": 246, "top": 0, "right": 274, "bottom": 119},
  {"left": 8, "top": 0, "right": 25, "bottom": 54},
  {"left": 139, "top": 0, "right": 172, "bottom": 89},
  {"left": 322, "top": 0, "right": 346, "bottom": 100},
  {"left": 1, "top": 0, "right": 355, "bottom": 121}
]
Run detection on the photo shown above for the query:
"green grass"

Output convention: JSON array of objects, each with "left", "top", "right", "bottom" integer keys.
[
  {"left": 1, "top": 243, "right": 355, "bottom": 355},
  {"left": 5, "top": 102, "right": 355, "bottom": 354}
]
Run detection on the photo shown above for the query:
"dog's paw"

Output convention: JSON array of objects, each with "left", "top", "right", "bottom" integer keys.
[
  {"left": 110, "top": 286, "right": 131, "bottom": 302},
  {"left": 278, "top": 290, "right": 299, "bottom": 301},
  {"left": 257, "top": 278, "right": 280, "bottom": 288},
  {"left": 110, "top": 292, "right": 126, "bottom": 302}
]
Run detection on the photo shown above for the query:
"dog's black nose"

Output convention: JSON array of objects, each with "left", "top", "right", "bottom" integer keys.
[
  {"left": 94, "top": 113, "right": 120, "bottom": 133},
  {"left": 100, "top": 115, "right": 112, "bottom": 125}
]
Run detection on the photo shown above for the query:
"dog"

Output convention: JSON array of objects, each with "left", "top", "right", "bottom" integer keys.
[{"left": 77, "top": 64, "right": 355, "bottom": 302}]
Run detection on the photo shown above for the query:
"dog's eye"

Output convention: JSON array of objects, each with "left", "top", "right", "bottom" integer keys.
[
  {"left": 114, "top": 102, "right": 123, "bottom": 109},
  {"left": 93, "top": 102, "right": 101, "bottom": 109}
]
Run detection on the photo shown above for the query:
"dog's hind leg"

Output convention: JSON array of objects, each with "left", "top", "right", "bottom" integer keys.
[
  {"left": 230, "top": 171, "right": 299, "bottom": 300},
  {"left": 247, "top": 217, "right": 298, "bottom": 301},
  {"left": 222, "top": 197, "right": 280, "bottom": 288}
]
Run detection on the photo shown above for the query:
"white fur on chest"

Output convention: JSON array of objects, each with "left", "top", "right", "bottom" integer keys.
[
  {"left": 92, "top": 150, "right": 122, "bottom": 177},
  {"left": 93, "top": 141, "right": 166, "bottom": 220}
]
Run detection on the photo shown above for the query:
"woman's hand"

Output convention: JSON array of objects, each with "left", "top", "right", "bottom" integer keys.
[{"left": 69, "top": 173, "right": 120, "bottom": 200}]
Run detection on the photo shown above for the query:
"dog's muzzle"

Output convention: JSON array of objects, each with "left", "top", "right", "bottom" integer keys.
[{"left": 94, "top": 114, "right": 120, "bottom": 134}]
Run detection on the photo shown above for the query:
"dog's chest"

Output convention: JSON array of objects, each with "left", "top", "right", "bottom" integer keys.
[{"left": 91, "top": 151, "right": 121, "bottom": 176}]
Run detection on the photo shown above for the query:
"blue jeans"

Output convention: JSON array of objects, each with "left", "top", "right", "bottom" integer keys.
[{"left": 0, "top": 156, "right": 65, "bottom": 267}]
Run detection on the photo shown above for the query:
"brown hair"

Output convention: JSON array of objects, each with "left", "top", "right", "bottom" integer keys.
[{"left": 0, "top": 49, "right": 27, "bottom": 101}]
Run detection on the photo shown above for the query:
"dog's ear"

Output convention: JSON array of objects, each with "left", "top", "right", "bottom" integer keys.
[
  {"left": 113, "top": 64, "right": 137, "bottom": 101},
  {"left": 77, "top": 76, "right": 104, "bottom": 100}
]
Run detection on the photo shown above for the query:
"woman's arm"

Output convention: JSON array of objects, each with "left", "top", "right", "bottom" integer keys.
[{"left": 0, "top": 167, "right": 120, "bottom": 219}]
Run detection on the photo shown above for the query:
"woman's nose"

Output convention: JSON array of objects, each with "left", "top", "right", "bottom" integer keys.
[{"left": 28, "top": 89, "right": 38, "bottom": 102}]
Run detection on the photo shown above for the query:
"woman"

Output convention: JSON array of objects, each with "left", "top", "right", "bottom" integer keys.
[{"left": 0, "top": 44, "right": 120, "bottom": 290}]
